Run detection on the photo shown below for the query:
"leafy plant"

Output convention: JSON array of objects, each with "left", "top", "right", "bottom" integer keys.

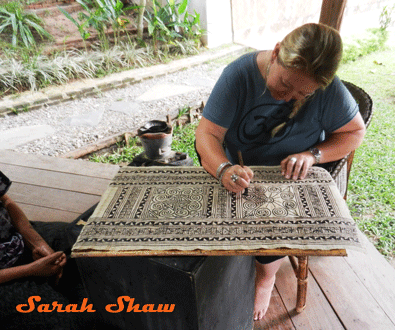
[
  {"left": 379, "top": 4, "right": 395, "bottom": 30},
  {"left": 0, "top": 1, "right": 52, "bottom": 47},
  {"left": 58, "top": 0, "right": 132, "bottom": 49},
  {"left": 57, "top": 1, "right": 91, "bottom": 41},
  {"left": 90, "top": 138, "right": 143, "bottom": 164},
  {"left": 0, "top": 37, "right": 200, "bottom": 95},
  {"left": 144, "top": 0, "right": 203, "bottom": 52},
  {"left": 144, "top": 0, "right": 182, "bottom": 51},
  {"left": 179, "top": 9, "right": 204, "bottom": 45}
]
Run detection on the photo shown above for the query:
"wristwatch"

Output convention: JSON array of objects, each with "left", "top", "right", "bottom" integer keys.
[{"left": 309, "top": 147, "right": 321, "bottom": 164}]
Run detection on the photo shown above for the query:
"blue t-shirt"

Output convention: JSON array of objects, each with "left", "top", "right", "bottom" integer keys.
[{"left": 203, "top": 52, "right": 359, "bottom": 165}]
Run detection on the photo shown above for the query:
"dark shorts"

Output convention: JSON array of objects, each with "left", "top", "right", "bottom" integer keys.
[{"left": 255, "top": 256, "right": 286, "bottom": 264}]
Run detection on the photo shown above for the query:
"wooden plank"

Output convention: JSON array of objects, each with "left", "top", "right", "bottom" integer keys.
[
  {"left": 2, "top": 163, "right": 113, "bottom": 195},
  {"left": 8, "top": 182, "right": 101, "bottom": 214},
  {"left": 72, "top": 249, "right": 344, "bottom": 258},
  {"left": 309, "top": 256, "right": 395, "bottom": 330},
  {"left": 72, "top": 248, "right": 346, "bottom": 258},
  {"left": 275, "top": 259, "right": 345, "bottom": 330},
  {"left": 17, "top": 202, "right": 81, "bottom": 223},
  {"left": 254, "top": 287, "right": 295, "bottom": 330},
  {"left": 0, "top": 150, "right": 119, "bottom": 179},
  {"left": 344, "top": 234, "right": 395, "bottom": 325}
]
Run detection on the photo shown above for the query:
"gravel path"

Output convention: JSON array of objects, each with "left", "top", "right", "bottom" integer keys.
[{"left": 0, "top": 61, "right": 227, "bottom": 157}]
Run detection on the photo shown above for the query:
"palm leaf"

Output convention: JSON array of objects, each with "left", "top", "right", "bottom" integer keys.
[
  {"left": 23, "top": 25, "right": 35, "bottom": 46},
  {"left": 76, "top": 0, "right": 91, "bottom": 12},
  {"left": 178, "top": 0, "right": 188, "bottom": 15},
  {"left": 19, "top": 20, "right": 29, "bottom": 47},
  {"left": 25, "top": 18, "right": 52, "bottom": 40},
  {"left": 103, "top": 0, "right": 116, "bottom": 19},
  {"left": 57, "top": 6, "right": 80, "bottom": 27},
  {"left": 11, "top": 13, "right": 18, "bottom": 46},
  {"left": 0, "top": 19, "right": 10, "bottom": 33}
]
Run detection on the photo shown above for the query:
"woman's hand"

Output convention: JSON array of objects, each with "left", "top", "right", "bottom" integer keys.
[
  {"left": 26, "top": 251, "right": 66, "bottom": 278},
  {"left": 32, "top": 243, "right": 55, "bottom": 260},
  {"left": 280, "top": 152, "right": 315, "bottom": 181},
  {"left": 221, "top": 165, "right": 254, "bottom": 193},
  {"left": 32, "top": 246, "right": 66, "bottom": 284}
]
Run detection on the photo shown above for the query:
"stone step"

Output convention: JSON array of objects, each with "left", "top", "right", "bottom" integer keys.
[
  {"left": 26, "top": 1, "right": 83, "bottom": 18},
  {"left": 26, "top": 0, "right": 76, "bottom": 10}
]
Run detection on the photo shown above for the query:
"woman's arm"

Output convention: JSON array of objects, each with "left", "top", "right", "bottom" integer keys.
[
  {"left": 0, "top": 252, "right": 66, "bottom": 284},
  {"left": 195, "top": 117, "right": 229, "bottom": 177},
  {"left": 1, "top": 194, "right": 55, "bottom": 259},
  {"left": 196, "top": 117, "right": 253, "bottom": 193},
  {"left": 281, "top": 112, "right": 366, "bottom": 180},
  {"left": 0, "top": 194, "right": 66, "bottom": 283}
]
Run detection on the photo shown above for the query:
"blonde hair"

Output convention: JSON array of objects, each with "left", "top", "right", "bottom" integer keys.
[
  {"left": 270, "top": 23, "right": 342, "bottom": 138},
  {"left": 278, "top": 23, "right": 343, "bottom": 88}
]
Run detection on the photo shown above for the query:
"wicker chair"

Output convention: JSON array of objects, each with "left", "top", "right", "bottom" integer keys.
[
  {"left": 291, "top": 80, "right": 374, "bottom": 313},
  {"left": 318, "top": 80, "right": 374, "bottom": 199}
]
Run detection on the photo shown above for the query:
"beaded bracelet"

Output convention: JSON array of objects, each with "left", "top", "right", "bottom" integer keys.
[{"left": 216, "top": 162, "right": 233, "bottom": 179}]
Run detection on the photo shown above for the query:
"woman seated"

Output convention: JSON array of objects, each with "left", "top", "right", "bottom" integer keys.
[
  {"left": 195, "top": 23, "right": 366, "bottom": 320},
  {"left": 0, "top": 171, "right": 93, "bottom": 329}
]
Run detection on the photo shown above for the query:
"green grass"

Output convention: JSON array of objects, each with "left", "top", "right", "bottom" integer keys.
[
  {"left": 337, "top": 44, "right": 395, "bottom": 258},
  {"left": 341, "top": 28, "right": 388, "bottom": 64},
  {"left": 171, "top": 121, "right": 200, "bottom": 166},
  {"left": 89, "top": 139, "right": 144, "bottom": 164}
]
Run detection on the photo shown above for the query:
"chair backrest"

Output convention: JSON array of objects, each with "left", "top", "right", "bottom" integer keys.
[
  {"left": 342, "top": 80, "right": 374, "bottom": 128},
  {"left": 320, "top": 81, "right": 373, "bottom": 181}
]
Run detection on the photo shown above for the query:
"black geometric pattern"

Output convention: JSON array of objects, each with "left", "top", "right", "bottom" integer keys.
[{"left": 72, "top": 166, "right": 362, "bottom": 255}]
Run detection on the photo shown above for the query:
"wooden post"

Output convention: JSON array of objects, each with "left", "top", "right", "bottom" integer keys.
[{"left": 319, "top": 0, "right": 347, "bottom": 31}]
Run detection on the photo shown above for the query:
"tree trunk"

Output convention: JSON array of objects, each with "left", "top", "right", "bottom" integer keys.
[{"left": 137, "top": 0, "right": 146, "bottom": 39}]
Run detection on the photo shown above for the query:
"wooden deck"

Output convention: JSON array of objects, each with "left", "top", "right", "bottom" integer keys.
[{"left": 2, "top": 149, "right": 395, "bottom": 330}]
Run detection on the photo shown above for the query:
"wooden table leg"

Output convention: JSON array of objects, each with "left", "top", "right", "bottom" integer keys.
[
  {"left": 289, "top": 256, "right": 309, "bottom": 312},
  {"left": 295, "top": 256, "right": 309, "bottom": 313}
]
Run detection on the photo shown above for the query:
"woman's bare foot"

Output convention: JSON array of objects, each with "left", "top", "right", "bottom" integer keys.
[{"left": 254, "top": 275, "right": 276, "bottom": 321}]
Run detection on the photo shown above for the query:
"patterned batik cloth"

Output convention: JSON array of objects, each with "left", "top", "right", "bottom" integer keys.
[{"left": 72, "top": 166, "right": 363, "bottom": 255}]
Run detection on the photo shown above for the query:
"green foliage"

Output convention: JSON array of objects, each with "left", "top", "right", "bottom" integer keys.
[
  {"left": 379, "top": 4, "right": 395, "bottom": 30},
  {"left": 0, "top": 42, "right": 154, "bottom": 93},
  {"left": 338, "top": 47, "right": 395, "bottom": 258},
  {"left": 144, "top": 0, "right": 182, "bottom": 50},
  {"left": 57, "top": 2, "right": 91, "bottom": 40},
  {"left": 90, "top": 138, "right": 144, "bottom": 164},
  {"left": 342, "top": 28, "right": 388, "bottom": 64},
  {"left": 171, "top": 121, "right": 199, "bottom": 166},
  {"left": 144, "top": 0, "right": 204, "bottom": 51},
  {"left": 0, "top": 1, "right": 52, "bottom": 47},
  {"left": 58, "top": 0, "right": 132, "bottom": 48},
  {"left": 179, "top": 9, "right": 204, "bottom": 44},
  {"left": 0, "top": 37, "right": 201, "bottom": 95},
  {"left": 176, "top": 105, "right": 190, "bottom": 118}
]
